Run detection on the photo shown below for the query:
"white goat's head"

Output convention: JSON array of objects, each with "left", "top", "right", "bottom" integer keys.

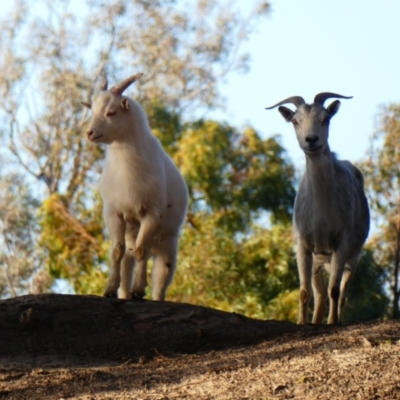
[
  {"left": 82, "top": 73, "right": 143, "bottom": 144},
  {"left": 266, "top": 93, "right": 352, "bottom": 156}
]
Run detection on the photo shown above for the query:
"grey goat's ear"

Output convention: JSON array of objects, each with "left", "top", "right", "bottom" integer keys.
[
  {"left": 81, "top": 102, "right": 92, "bottom": 109},
  {"left": 326, "top": 100, "right": 341, "bottom": 117},
  {"left": 120, "top": 98, "right": 130, "bottom": 110},
  {"left": 278, "top": 106, "right": 295, "bottom": 122}
]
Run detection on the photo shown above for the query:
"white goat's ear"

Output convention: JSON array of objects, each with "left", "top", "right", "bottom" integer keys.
[
  {"left": 120, "top": 98, "right": 130, "bottom": 110},
  {"left": 81, "top": 102, "right": 92, "bottom": 109},
  {"left": 327, "top": 100, "right": 341, "bottom": 117},
  {"left": 278, "top": 106, "right": 294, "bottom": 122}
]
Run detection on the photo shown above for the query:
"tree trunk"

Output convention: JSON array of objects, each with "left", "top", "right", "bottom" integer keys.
[
  {"left": 393, "top": 230, "right": 400, "bottom": 319},
  {"left": 0, "top": 294, "right": 333, "bottom": 367}
]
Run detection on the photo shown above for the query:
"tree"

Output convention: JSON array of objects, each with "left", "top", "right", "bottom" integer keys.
[
  {"left": 0, "top": 1, "right": 389, "bottom": 323},
  {"left": 362, "top": 104, "right": 400, "bottom": 318},
  {"left": 168, "top": 117, "right": 297, "bottom": 319},
  {"left": 0, "top": 162, "right": 48, "bottom": 297},
  {"left": 0, "top": 0, "right": 270, "bottom": 295},
  {"left": 343, "top": 249, "right": 388, "bottom": 322}
]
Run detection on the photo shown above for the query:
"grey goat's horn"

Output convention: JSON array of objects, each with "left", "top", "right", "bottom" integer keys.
[
  {"left": 265, "top": 96, "right": 306, "bottom": 110},
  {"left": 314, "top": 92, "right": 353, "bottom": 106}
]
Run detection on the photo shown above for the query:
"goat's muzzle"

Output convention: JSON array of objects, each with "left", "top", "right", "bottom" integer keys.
[
  {"left": 86, "top": 130, "right": 103, "bottom": 142},
  {"left": 303, "top": 135, "right": 323, "bottom": 154}
]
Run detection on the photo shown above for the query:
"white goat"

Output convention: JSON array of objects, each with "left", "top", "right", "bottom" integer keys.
[
  {"left": 82, "top": 73, "right": 188, "bottom": 301},
  {"left": 266, "top": 93, "right": 370, "bottom": 324}
]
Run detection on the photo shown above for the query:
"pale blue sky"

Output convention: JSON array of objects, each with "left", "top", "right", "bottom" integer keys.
[
  {"left": 217, "top": 0, "right": 400, "bottom": 167},
  {"left": 1, "top": 0, "right": 399, "bottom": 168}
]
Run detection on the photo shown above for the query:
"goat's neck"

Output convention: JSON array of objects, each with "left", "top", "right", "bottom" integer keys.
[
  {"left": 305, "top": 146, "right": 335, "bottom": 203},
  {"left": 109, "top": 109, "right": 154, "bottom": 154}
]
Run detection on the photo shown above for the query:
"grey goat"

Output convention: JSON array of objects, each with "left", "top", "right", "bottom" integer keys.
[{"left": 266, "top": 93, "right": 369, "bottom": 324}]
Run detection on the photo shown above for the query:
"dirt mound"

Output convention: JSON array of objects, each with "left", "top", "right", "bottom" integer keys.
[{"left": 0, "top": 295, "right": 399, "bottom": 399}]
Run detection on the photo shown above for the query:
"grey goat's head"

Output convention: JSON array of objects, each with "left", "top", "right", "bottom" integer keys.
[{"left": 266, "top": 93, "right": 352, "bottom": 156}]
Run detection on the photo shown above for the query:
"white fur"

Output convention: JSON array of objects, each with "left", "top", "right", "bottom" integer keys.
[{"left": 83, "top": 74, "right": 188, "bottom": 300}]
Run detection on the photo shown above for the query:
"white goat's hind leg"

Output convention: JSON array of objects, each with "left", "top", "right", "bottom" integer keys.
[
  {"left": 312, "top": 262, "right": 327, "bottom": 324},
  {"left": 134, "top": 213, "right": 160, "bottom": 261},
  {"left": 297, "top": 244, "right": 312, "bottom": 324},
  {"left": 338, "top": 257, "right": 358, "bottom": 322},
  {"left": 104, "top": 213, "right": 126, "bottom": 298},
  {"left": 327, "top": 250, "right": 346, "bottom": 324},
  {"left": 152, "top": 237, "right": 178, "bottom": 301}
]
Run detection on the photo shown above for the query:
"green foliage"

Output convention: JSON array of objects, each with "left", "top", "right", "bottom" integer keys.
[
  {"left": 361, "top": 103, "right": 400, "bottom": 318},
  {"left": 177, "top": 120, "right": 296, "bottom": 231},
  {"left": 147, "top": 111, "right": 298, "bottom": 320},
  {"left": 343, "top": 249, "right": 389, "bottom": 322},
  {"left": 153, "top": 113, "right": 298, "bottom": 319},
  {"left": 0, "top": 168, "right": 45, "bottom": 297},
  {"left": 170, "top": 216, "right": 298, "bottom": 320},
  {"left": 0, "top": 0, "right": 390, "bottom": 325},
  {"left": 38, "top": 193, "right": 108, "bottom": 294},
  {"left": 0, "top": 0, "right": 271, "bottom": 298}
]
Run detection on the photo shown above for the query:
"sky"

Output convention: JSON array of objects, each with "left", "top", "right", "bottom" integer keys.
[
  {"left": 215, "top": 0, "right": 400, "bottom": 167},
  {"left": 1, "top": 0, "right": 398, "bottom": 168}
]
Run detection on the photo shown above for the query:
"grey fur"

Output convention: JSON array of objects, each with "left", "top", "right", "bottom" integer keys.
[{"left": 266, "top": 94, "right": 369, "bottom": 324}]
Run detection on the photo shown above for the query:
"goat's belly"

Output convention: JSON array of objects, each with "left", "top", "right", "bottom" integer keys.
[
  {"left": 299, "top": 227, "right": 337, "bottom": 256},
  {"left": 313, "top": 252, "right": 331, "bottom": 266}
]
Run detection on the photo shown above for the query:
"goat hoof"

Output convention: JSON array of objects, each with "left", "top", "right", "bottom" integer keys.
[
  {"left": 103, "top": 291, "right": 118, "bottom": 298},
  {"left": 130, "top": 291, "right": 145, "bottom": 299}
]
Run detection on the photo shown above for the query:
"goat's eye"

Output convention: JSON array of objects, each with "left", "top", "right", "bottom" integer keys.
[
  {"left": 106, "top": 110, "right": 117, "bottom": 117},
  {"left": 322, "top": 117, "right": 330, "bottom": 125},
  {"left": 292, "top": 119, "right": 299, "bottom": 126}
]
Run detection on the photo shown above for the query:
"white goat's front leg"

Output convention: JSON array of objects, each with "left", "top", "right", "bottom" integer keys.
[
  {"left": 152, "top": 236, "right": 178, "bottom": 301},
  {"left": 130, "top": 258, "right": 148, "bottom": 299},
  {"left": 338, "top": 256, "right": 358, "bottom": 322},
  {"left": 297, "top": 244, "right": 313, "bottom": 324},
  {"left": 327, "top": 249, "right": 346, "bottom": 324},
  {"left": 130, "top": 213, "right": 160, "bottom": 299},
  {"left": 312, "top": 262, "right": 327, "bottom": 324},
  {"left": 104, "top": 212, "right": 126, "bottom": 298},
  {"left": 119, "top": 223, "right": 138, "bottom": 299}
]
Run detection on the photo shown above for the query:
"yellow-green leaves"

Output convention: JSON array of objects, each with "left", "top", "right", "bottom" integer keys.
[{"left": 38, "top": 194, "right": 109, "bottom": 295}]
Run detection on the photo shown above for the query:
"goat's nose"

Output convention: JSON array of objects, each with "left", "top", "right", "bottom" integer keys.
[
  {"left": 305, "top": 135, "right": 319, "bottom": 145},
  {"left": 86, "top": 130, "right": 94, "bottom": 139}
]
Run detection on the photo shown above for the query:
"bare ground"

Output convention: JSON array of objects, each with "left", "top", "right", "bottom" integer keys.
[{"left": 1, "top": 319, "right": 399, "bottom": 400}]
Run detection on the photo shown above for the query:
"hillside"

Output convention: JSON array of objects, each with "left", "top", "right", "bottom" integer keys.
[{"left": 0, "top": 295, "right": 399, "bottom": 399}]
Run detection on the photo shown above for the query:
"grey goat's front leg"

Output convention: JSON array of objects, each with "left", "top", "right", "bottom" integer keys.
[
  {"left": 327, "top": 249, "right": 347, "bottom": 324},
  {"left": 297, "top": 244, "right": 313, "bottom": 324},
  {"left": 312, "top": 262, "right": 328, "bottom": 324}
]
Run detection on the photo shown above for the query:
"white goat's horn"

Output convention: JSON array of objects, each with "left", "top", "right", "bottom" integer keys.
[
  {"left": 314, "top": 92, "right": 353, "bottom": 106},
  {"left": 109, "top": 73, "right": 144, "bottom": 96},
  {"left": 265, "top": 96, "right": 306, "bottom": 110},
  {"left": 98, "top": 75, "right": 108, "bottom": 91}
]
